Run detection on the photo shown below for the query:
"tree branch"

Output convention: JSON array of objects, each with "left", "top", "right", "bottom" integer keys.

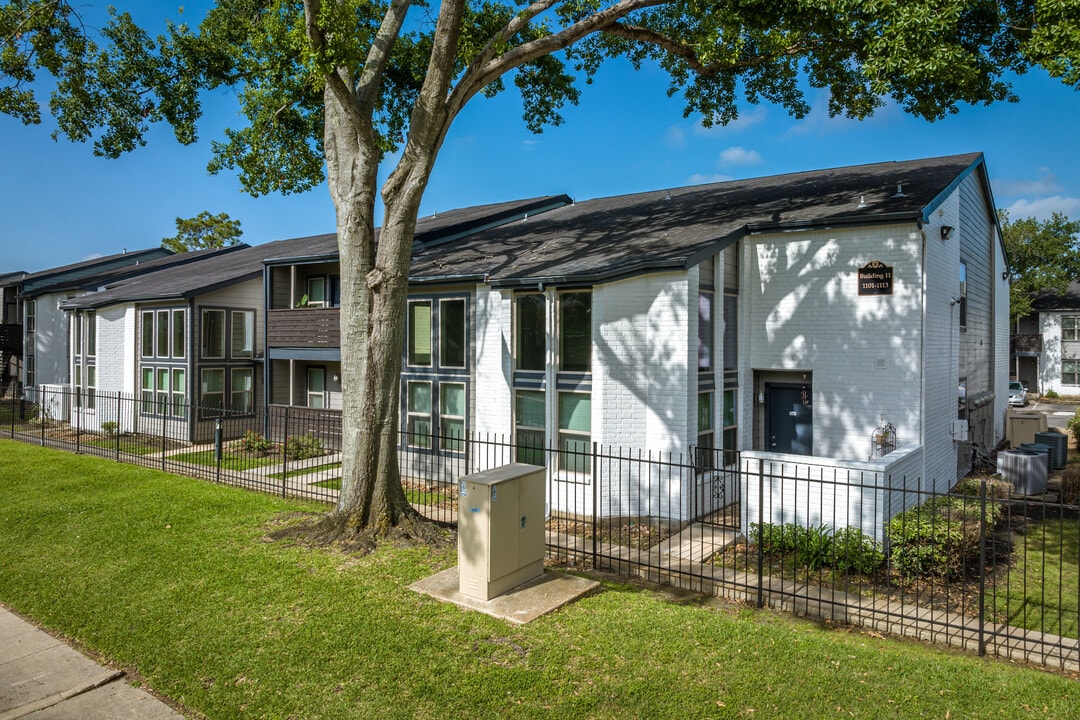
[
  {"left": 602, "top": 22, "right": 810, "bottom": 75},
  {"left": 355, "top": 0, "right": 412, "bottom": 112}
]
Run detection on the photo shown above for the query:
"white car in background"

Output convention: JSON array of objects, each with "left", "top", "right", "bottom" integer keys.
[{"left": 1008, "top": 381, "right": 1028, "bottom": 407}]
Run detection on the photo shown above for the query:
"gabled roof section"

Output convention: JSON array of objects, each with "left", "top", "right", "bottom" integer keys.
[
  {"left": 61, "top": 235, "right": 338, "bottom": 310},
  {"left": 19, "top": 247, "right": 173, "bottom": 297},
  {"left": 410, "top": 153, "right": 984, "bottom": 286},
  {"left": 1031, "top": 282, "right": 1080, "bottom": 312},
  {"left": 0, "top": 271, "right": 27, "bottom": 286}
]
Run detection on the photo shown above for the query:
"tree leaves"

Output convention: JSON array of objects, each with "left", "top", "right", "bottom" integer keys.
[
  {"left": 1000, "top": 209, "right": 1080, "bottom": 321},
  {"left": 161, "top": 210, "right": 243, "bottom": 253}
]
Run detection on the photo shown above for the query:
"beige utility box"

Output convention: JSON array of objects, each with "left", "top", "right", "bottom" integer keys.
[
  {"left": 457, "top": 463, "right": 545, "bottom": 601},
  {"left": 1006, "top": 408, "right": 1048, "bottom": 448}
]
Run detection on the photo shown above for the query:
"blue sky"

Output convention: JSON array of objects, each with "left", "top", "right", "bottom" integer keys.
[{"left": 3, "top": 3, "right": 1080, "bottom": 274}]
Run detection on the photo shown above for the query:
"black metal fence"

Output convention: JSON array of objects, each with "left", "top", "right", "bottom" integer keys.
[{"left": 2, "top": 387, "right": 1077, "bottom": 673}]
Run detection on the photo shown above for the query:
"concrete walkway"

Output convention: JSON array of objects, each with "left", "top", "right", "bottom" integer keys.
[{"left": 0, "top": 606, "right": 185, "bottom": 720}]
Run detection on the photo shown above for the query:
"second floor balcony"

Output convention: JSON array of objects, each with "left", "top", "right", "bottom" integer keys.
[
  {"left": 1011, "top": 333, "right": 1043, "bottom": 356},
  {"left": 267, "top": 308, "right": 340, "bottom": 348}
]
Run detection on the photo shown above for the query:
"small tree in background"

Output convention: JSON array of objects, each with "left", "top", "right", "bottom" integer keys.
[
  {"left": 1001, "top": 210, "right": 1080, "bottom": 322},
  {"left": 161, "top": 211, "right": 243, "bottom": 253}
]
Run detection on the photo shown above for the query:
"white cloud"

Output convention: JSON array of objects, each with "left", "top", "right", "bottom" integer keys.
[
  {"left": 686, "top": 173, "right": 734, "bottom": 185},
  {"left": 662, "top": 125, "right": 686, "bottom": 149},
  {"left": 993, "top": 173, "right": 1063, "bottom": 197},
  {"left": 719, "top": 146, "right": 762, "bottom": 167},
  {"left": 1006, "top": 195, "right": 1080, "bottom": 221}
]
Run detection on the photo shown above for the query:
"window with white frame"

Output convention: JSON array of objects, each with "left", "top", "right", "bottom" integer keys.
[
  {"left": 231, "top": 368, "right": 254, "bottom": 413},
  {"left": 407, "top": 300, "right": 433, "bottom": 367},
  {"left": 439, "top": 382, "right": 466, "bottom": 451},
  {"left": 24, "top": 299, "right": 35, "bottom": 389},
  {"left": 307, "top": 367, "right": 326, "bottom": 408},
  {"left": 699, "top": 291, "right": 714, "bottom": 372},
  {"left": 72, "top": 311, "right": 96, "bottom": 410},
  {"left": 406, "top": 381, "right": 432, "bottom": 448},
  {"left": 515, "top": 390, "right": 546, "bottom": 465},
  {"left": 958, "top": 262, "right": 968, "bottom": 329},
  {"left": 557, "top": 392, "right": 591, "bottom": 476},
  {"left": 1063, "top": 316, "right": 1080, "bottom": 342},
  {"left": 723, "top": 388, "right": 737, "bottom": 463},
  {"left": 558, "top": 291, "right": 591, "bottom": 373},
  {"left": 231, "top": 310, "right": 255, "bottom": 358},
  {"left": 138, "top": 307, "right": 185, "bottom": 359},
  {"left": 306, "top": 276, "right": 327, "bottom": 307},
  {"left": 140, "top": 366, "right": 186, "bottom": 418},
  {"left": 440, "top": 298, "right": 466, "bottom": 368},
  {"left": 1063, "top": 360, "right": 1080, "bottom": 386},
  {"left": 515, "top": 293, "right": 545, "bottom": 371}
]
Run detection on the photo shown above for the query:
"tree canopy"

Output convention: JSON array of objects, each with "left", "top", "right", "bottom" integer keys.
[
  {"left": 6, "top": 0, "right": 1080, "bottom": 539},
  {"left": 1001, "top": 210, "right": 1080, "bottom": 322},
  {"left": 161, "top": 211, "right": 243, "bottom": 253}
]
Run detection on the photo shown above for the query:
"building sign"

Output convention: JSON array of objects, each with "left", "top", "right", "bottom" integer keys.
[{"left": 858, "top": 261, "right": 893, "bottom": 296}]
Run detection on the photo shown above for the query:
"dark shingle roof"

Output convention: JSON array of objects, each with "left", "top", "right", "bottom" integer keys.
[
  {"left": 18, "top": 247, "right": 174, "bottom": 296},
  {"left": 411, "top": 153, "right": 986, "bottom": 286},
  {"left": 1031, "top": 282, "right": 1080, "bottom": 312}
]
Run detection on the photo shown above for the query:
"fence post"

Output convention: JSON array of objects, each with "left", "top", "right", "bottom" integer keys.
[
  {"left": 160, "top": 406, "right": 167, "bottom": 472},
  {"left": 282, "top": 406, "right": 290, "bottom": 495},
  {"left": 215, "top": 416, "right": 223, "bottom": 484},
  {"left": 978, "top": 479, "right": 987, "bottom": 657},
  {"left": 114, "top": 392, "right": 121, "bottom": 461},
  {"left": 75, "top": 388, "right": 81, "bottom": 454},
  {"left": 591, "top": 441, "right": 599, "bottom": 571},
  {"left": 756, "top": 459, "right": 765, "bottom": 608}
]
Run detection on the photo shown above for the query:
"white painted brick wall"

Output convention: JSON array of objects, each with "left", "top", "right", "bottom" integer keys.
[
  {"left": 743, "top": 224, "right": 925, "bottom": 461},
  {"left": 593, "top": 271, "right": 692, "bottom": 456}
]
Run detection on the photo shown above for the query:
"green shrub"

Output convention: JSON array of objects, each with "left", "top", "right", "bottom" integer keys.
[
  {"left": 793, "top": 524, "right": 833, "bottom": 571},
  {"left": 750, "top": 522, "right": 798, "bottom": 555},
  {"left": 100, "top": 421, "right": 119, "bottom": 437},
  {"left": 285, "top": 432, "right": 324, "bottom": 460},
  {"left": 1044, "top": 389, "right": 1060, "bottom": 399},
  {"left": 887, "top": 495, "right": 992, "bottom": 578},
  {"left": 1067, "top": 409, "right": 1080, "bottom": 451},
  {"left": 951, "top": 476, "right": 1012, "bottom": 500},
  {"left": 828, "top": 526, "right": 884, "bottom": 574},
  {"left": 236, "top": 430, "right": 275, "bottom": 456}
]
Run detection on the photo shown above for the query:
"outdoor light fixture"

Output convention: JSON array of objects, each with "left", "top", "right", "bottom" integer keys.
[{"left": 940, "top": 225, "right": 954, "bottom": 240}]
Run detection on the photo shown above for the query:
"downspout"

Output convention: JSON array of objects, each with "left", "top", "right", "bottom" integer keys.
[{"left": 919, "top": 226, "right": 928, "bottom": 478}]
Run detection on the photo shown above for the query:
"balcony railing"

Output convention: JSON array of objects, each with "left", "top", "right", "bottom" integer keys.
[{"left": 267, "top": 308, "right": 340, "bottom": 348}]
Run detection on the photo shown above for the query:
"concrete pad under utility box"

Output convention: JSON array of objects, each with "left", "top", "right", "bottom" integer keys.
[{"left": 410, "top": 567, "right": 599, "bottom": 624}]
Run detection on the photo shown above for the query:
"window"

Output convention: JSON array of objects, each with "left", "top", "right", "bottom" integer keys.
[
  {"left": 156, "top": 368, "right": 170, "bottom": 415},
  {"left": 1063, "top": 361, "right": 1080, "bottom": 386},
  {"left": 171, "top": 368, "right": 186, "bottom": 418},
  {"left": 696, "top": 392, "right": 714, "bottom": 472},
  {"left": 201, "top": 310, "right": 226, "bottom": 359},
  {"left": 1064, "top": 316, "right": 1080, "bottom": 342},
  {"left": 201, "top": 368, "right": 225, "bottom": 413},
  {"left": 231, "top": 310, "right": 255, "bottom": 358},
  {"left": 699, "top": 291, "right": 713, "bottom": 372},
  {"left": 515, "top": 293, "right": 546, "bottom": 371},
  {"left": 156, "top": 310, "right": 169, "bottom": 358},
  {"left": 723, "top": 294, "right": 737, "bottom": 372},
  {"left": 559, "top": 291, "right": 591, "bottom": 372},
  {"left": 958, "top": 262, "right": 968, "bottom": 329},
  {"left": 306, "top": 276, "right": 327, "bottom": 307},
  {"left": 557, "top": 392, "right": 591, "bottom": 475},
  {"left": 407, "top": 301, "right": 432, "bottom": 366},
  {"left": 515, "top": 390, "right": 546, "bottom": 465},
  {"left": 439, "top": 382, "right": 466, "bottom": 451},
  {"left": 231, "top": 368, "right": 253, "bottom": 413},
  {"left": 141, "top": 311, "right": 154, "bottom": 357},
  {"left": 440, "top": 299, "right": 466, "bottom": 368},
  {"left": 307, "top": 367, "right": 326, "bottom": 408},
  {"left": 25, "top": 299, "right": 35, "bottom": 332},
  {"left": 172, "top": 310, "right": 186, "bottom": 358},
  {"left": 85, "top": 312, "right": 96, "bottom": 357},
  {"left": 406, "top": 381, "right": 432, "bottom": 448},
  {"left": 141, "top": 367, "right": 154, "bottom": 414}
]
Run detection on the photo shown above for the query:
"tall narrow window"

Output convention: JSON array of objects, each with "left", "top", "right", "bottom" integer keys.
[
  {"left": 307, "top": 367, "right": 326, "bottom": 408},
  {"left": 958, "top": 262, "right": 968, "bottom": 329},
  {"left": 407, "top": 301, "right": 432, "bottom": 366},
  {"left": 231, "top": 310, "right": 255, "bottom": 358},
  {"left": 440, "top": 298, "right": 466, "bottom": 368},
  {"left": 74, "top": 314, "right": 83, "bottom": 358},
  {"left": 156, "top": 368, "right": 170, "bottom": 415},
  {"left": 439, "top": 382, "right": 466, "bottom": 451},
  {"left": 723, "top": 294, "right": 738, "bottom": 372},
  {"left": 141, "top": 367, "right": 154, "bottom": 413},
  {"left": 201, "top": 368, "right": 225, "bottom": 413},
  {"left": 156, "top": 310, "right": 170, "bottom": 357},
  {"left": 698, "top": 291, "right": 713, "bottom": 372},
  {"left": 141, "top": 311, "right": 155, "bottom": 357},
  {"left": 171, "top": 368, "right": 186, "bottom": 418},
  {"left": 1064, "top": 317, "right": 1080, "bottom": 342},
  {"left": 406, "top": 381, "right": 432, "bottom": 448},
  {"left": 696, "top": 392, "right": 714, "bottom": 472},
  {"left": 558, "top": 392, "right": 591, "bottom": 475},
  {"left": 515, "top": 293, "right": 546, "bottom": 371},
  {"left": 172, "top": 309, "right": 186, "bottom": 359},
  {"left": 559, "top": 291, "right": 591, "bottom": 373},
  {"left": 515, "top": 390, "right": 546, "bottom": 465},
  {"left": 231, "top": 368, "right": 253, "bottom": 413},
  {"left": 85, "top": 312, "right": 96, "bottom": 357},
  {"left": 202, "top": 310, "right": 226, "bottom": 359}
]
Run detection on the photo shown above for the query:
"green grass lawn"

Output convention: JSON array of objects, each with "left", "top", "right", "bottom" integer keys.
[
  {"left": 0, "top": 438, "right": 1076, "bottom": 720},
  {"left": 993, "top": 518, "right": 1080, "bottom": 638},
  {"left": 168, "top": 448, "right": 284, "bottom": 471},
  {"left": 269, "top": 461, "right": 342, "bottom": 480}
]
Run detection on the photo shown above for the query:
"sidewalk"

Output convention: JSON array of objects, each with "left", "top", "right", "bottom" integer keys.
[{"left": 0, "top": 606, "right": 185, "bottom": 720}]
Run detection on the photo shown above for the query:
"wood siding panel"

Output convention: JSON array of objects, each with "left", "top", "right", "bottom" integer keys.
[{"left": 267, "top": 308, "right": 341, "bottom": 348}]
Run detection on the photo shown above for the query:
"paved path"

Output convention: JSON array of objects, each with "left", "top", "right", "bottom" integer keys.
[{"left": 0, "top": 606, "right": 185, "bottom": 720}]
